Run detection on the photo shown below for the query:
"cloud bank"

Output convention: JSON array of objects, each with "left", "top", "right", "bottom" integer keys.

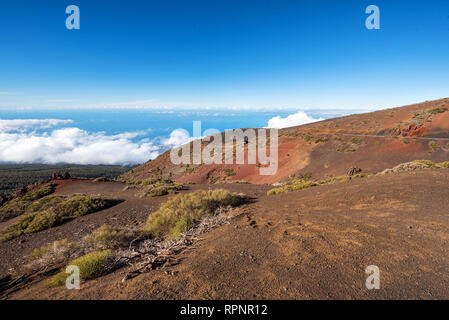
[
  {"left": 0, "top": 119, "right": 74, "bottom": 132},
  {"left": 0, "top": 119, "right": 161, "bottom": 165},
  {"left": 265, "top": 111, "right": 324, "bottom": 129},
  {"left": 162, "top": 129, "right": 192, "bottom": 148}
]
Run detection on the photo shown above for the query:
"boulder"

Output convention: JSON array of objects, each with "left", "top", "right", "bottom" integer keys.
[{"left": 347, "top": 166, "right": 362, "bottom": 176}]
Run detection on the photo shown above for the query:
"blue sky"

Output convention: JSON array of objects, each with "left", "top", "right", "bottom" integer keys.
[{"left": 1, "top": 0, "right": 449, "bottom": 111}]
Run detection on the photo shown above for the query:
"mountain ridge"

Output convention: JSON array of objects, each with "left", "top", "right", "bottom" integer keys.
[{"left": 120, "top": 98, "right": 449, "bottom": 184}]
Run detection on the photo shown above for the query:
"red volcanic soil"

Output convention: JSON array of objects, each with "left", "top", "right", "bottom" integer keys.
[
  {"left": 5, "top": 169, "right": 449, "bottom": 299},
  {"left": 120, "top": 98, "right": 449, "bottom": 184},
  {"left": 1, "top": 99, "right": 449, "bottom": 300}
]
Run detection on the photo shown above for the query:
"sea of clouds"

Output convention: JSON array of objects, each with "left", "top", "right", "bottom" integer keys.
[{"left": 0, "top": 111, "right": 322, "bottom": 165}]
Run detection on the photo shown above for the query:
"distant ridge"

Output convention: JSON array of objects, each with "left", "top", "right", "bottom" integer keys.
[{"left": 120, "top": 98, "right": 449, "bottom": 184}]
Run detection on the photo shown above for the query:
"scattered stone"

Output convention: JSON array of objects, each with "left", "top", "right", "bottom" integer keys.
[
  {"left": 347, "top": 166, "right": 362, "bottom": 176},
  {"left": 49, "top": 171, "right": 71, "bottom": 181}
]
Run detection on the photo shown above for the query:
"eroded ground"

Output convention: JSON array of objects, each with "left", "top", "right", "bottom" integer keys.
[{"left": 4, "top": 170, "right": 449, "bottom": 299}]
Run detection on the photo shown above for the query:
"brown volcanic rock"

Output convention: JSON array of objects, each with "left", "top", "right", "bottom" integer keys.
[
  {"left": 48, "top": 171, "right": 71, "bottom": 181},
  {"left": 120, "top": 98, "right": 449, "bottom": 184}
]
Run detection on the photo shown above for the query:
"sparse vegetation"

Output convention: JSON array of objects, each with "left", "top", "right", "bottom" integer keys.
[
  {"left": 378, "top": 160, "right": 449, "bottom": 175},
  {"left": 412, "top": 107, "right": 448, "bottom": 123},
  {"left": 351, "top": 137, "right": 363, "bottom": 145},
  {"left": 267, "top": 174, "right": 367, "bottom": 195},
  {"left": 30, "top": 239, "right": 77, "bottom": 261},
  {"left": 0, "top": 196, "right": 120, "bottom": 242},
  {"left": 428, "top": 141, "right": 441, "bottom": 153},
  {"left": 84, "top": 224, "right": 128, "bottom": 249},
  {"left": 0, "top": 184, "right": 57, "bottom": 222},
  {"left": 45, "top": 250, "right": 115, "bottom": 287},
  {"left": 303, "top": 134, "right": 314, "bottom": 143},
  {"left": 269, "top": 159, "right": 449, "bottom": 195},
  {"left": 428, "top": 107, "right": 448, "bottom": 115},
  {"left": 142, "top": 189, "right": 244, "bottom": 239},
  {"left": 279, "top": 130, "right": 298, "bottom": 138},
  {"left": 126, "top": 178, "right": 184, "bottom": 197},
  {"left": 223, "top": 167, "right": 236, "bottom": 177},
  {"left": 315, "top": 136, "right": 329, "bottom": 144},
  {"left": 30, "top": 245, "right": 51, "bottom": 261},
  {"left": 26, "top": 239, "right": 80, "bottom": 276}
]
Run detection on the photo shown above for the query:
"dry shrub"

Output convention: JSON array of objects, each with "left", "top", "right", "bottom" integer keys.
[
  {"left": 84, "top": 224, "right": 130, "bottom": 249},
  {"left": 377, "top": 160, "right": 449, "bottom": 175},
  {"left": 142, "top": 189, "right": 244, "bottom": 239},
  {"left": 27, "top": 239, "right": 80, "bottom": 272}
]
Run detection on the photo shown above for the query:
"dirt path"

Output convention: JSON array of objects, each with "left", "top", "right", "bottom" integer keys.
[{"left": 5, "top": 170, "right": 449, "bottom": 299}]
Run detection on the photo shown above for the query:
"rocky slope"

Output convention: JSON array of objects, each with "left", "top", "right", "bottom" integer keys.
[{"left": 120, "top": 98, "right": 449, "bottom": 184}]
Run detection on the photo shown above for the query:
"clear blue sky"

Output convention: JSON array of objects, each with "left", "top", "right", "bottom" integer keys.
[{"left": 0, "top": 0, "right": 448, "bottom": 110}]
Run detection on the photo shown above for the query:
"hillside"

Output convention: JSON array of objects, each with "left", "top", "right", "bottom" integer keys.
[
  {"left": 4, "top": 169, "right": 449, "bottom": 299},
  {"left": 120, "top": 98, "right": 449, "bottom": 184},
  {"left": 1, "top": 98, "right": 449, "bottom": 300}
]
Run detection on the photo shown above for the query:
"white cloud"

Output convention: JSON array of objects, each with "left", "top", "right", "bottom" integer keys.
[
  {"left": 0, "top": 121, "right": 161, "bottom": 165},
  {"left": 265, "top": 111, "right": 324, "bottom": 129},
  {"left": 0, "top": 119, "right": 73, "bottom": 132},
  {"left": 162, "top": 129, "right": 192, "bottom": 148}
]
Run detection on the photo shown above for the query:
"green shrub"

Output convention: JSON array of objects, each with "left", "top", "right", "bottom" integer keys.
[
  {"left": 303, "top": 134, "right": 314, "bottom": 142},
  {"left": 315, "top": 136, "right": 329, "bottom": 144},
  {"left": 30, "top": 244, "right": 51, "bottom": 261},
  {"left": 267, "top": 174, "right": 368, "bottom": 195},
  {"left": 0, "top": 184, "right": 57, "bottom": 222},
  {"left": 436, "top": 161, "right": 449, "bottom": 169},
  {"left": 146, "top": 185, "right": 181, "bottom": 197},
  {"left": 23, "top": 184, "right": 57, "bottom": 201},
  {"left": 0, "top": 196, "right": 120, "bottom": 242},
  {"left": 143, "top": 189, "right": 243, "bottom": 239},
  {"left": 129, "top": 178, "right": 184, "bottom": 197},
  {"left": 412, "top": 160, "right": 437, "bottom": 167},
  {"left": 209, "top": 175, "right": 221, "bottom": 184},
  {"left": 223, "top": 167, "right": 236, "bottom": 177},
  {"left": 26, "top": 195, "right": 66, "bottom": 213},
  {"left": 428, "top": 141, "right": 441, "bottom": 153},
  {"left": 267, "top": 180, "right": 318, "bottom": 195},
  {"left": 84, "top": 225, "right": 126, "bottom": 249},
  {"left": 378, "top": 160, "right": 449, "bottom": 175},
  {"left": 45, "top": 250, "right": 115, "bottom": 287},
  {"left": 428, "top": 107, "right": 448, "bottom": 115}
]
